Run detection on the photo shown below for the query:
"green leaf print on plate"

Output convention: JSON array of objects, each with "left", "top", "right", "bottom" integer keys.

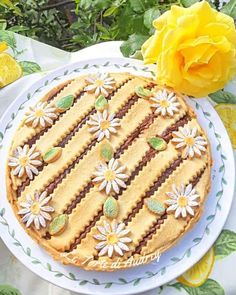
[
  {"left": 0, "top": 284, "right": 22, "bottom": 295},
  {"left": 214, "top": 229, "right": 236, "bottom": 260},
  {"left": 169, "top": 279, "right": 224, "bottom": 295}
]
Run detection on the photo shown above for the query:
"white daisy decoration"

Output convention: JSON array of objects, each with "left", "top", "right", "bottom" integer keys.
[
  {"left": 165, "top": 183, "right": 200, "bottom": 218},
  {"left": 172, "top": 126, "right": 207, "bottom": 158},
  {"left": 84, "top": 73, "right": 116, "bottom": 97},
  {"left": 87, "top": 110, "right": 120, "bottom": 142},
  {"left": 150, "top": 89, "right": 180, "bottom": 116},
  {"left": 8, "top": 145, "right": 42, "bottom": 179},
  {"left": 18, "top": 190, "right": 54, "bottom": 230},
  {"left": 93, "top": 158, "right": 128, "bottom": 195},
  {"left": 94, "top": 220, "right": 132, "bottom": 258},
  {"left": 25, "top": 102, "right": 57, "bottom": 128}
]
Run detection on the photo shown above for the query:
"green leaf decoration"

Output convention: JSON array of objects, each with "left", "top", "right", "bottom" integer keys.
[
  {"left": 143, "top": 7, "right": 160, "bottom": 30},
  {"left": 103, "top": 196, "right": 119, "bottom": 219},
  {"left": 135, "top": 86, "right": 152, "bottom": 98},
  {"left": 209, "top": 90, "right": 236, "bottom": 104},
  {"left": 0, "top": 30, "right": 16, "bottom": 51},
  {"left": 19, "top": 61, "right": 41, "bottom": 75},
  {"left": 147, "top": 137, "right": 167, "bottom": 151},
  {"left": 145, "top": 199, "right": 165, "bottom": 215},
  {"left": 95, "top": 95, "right": 108, "bottom": 111},
  {"left": 43, "top": 147, "right": 62, "bottom": 163},
  {"left": 49, "top": 214, "right": 68, "bottom": 236},
  {"left": 100, "top": 142, "right": 114, "bottom": 162},
  {"left": 221, "top": 0, "right": 236, "bottom": 18},
  {"left": 55, "top": 95, "right": 74, "bottom": 112},
  {"left": 0, "top": 284, "right": 22, "bottom": 295},
  {"left": 170, "top": 279, "right": 224, "bottom": 295},
  {"left": 120, "top": 34, "right": 149, "bottom": 57},
  {"left": 214, "top": 229, "right": 236, "bottom": 260}
]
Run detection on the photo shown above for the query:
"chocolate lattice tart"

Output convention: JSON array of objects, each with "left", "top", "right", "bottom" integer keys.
[{"left": 6, "top": 72, "right": 212, "bottom": 271}]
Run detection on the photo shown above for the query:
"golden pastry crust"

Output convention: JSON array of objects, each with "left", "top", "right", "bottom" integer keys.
[{"left": 6, "top": 72, "right": 212, "bottom": 271}]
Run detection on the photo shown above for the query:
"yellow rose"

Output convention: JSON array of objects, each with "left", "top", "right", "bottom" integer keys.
[
  {"left": 0, "top": 41, "right": 8, "bottom": 53},
  {"left": 141, "top": 1, "right": 236, "bottom": 97}
]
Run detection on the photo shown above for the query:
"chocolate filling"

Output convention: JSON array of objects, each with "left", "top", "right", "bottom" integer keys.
[
  {"left": 133, "top": 167, "right": 206, "bottom": 255},
  {"left": 66, "top": 209, "right": 103, "bottom": 252},
  {"left": 162, "top": 114, "right": 190, "bottom": 142},
  {"left": 26, "top": 91, "right": 85, "bottom": 147},
  {"left": 133, "top": 214, "right": 168, "bottom": 255},
  {"left": 114, "top": 112, "right": 157, "bottom": 158},
  {"left": 64, "top": 182, "right": 94, "bottom": 215},
  {"left": 123, "top": 156, "right": 183, "bottom": 224}
]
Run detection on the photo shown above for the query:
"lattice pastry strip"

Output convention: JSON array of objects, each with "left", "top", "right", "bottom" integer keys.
[
  {"left": 11, "top": 78, "right": 87, "bottom": 150},
  {"left": 140, "top": 167, "right": 210, "bottom": 255}
]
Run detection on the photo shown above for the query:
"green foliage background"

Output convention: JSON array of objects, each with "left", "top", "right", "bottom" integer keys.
[{"left": 1, "top": 0, "right": 234, "bottom": 56}]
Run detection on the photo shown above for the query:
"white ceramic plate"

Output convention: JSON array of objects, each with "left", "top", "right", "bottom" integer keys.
[{"left": 0, "top": 58, "right": 235, "bottom": 295}]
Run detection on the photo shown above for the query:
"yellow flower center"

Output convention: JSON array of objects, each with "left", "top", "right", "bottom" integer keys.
[
  {"left": 19, "top": 156, "right": 29, "bottom": 167},
  {"left": 184, "top": 136, "right": 194, "bottom": 146},
  {"left": 160, "top": 99, "right": 170, "bottom": 108},
  {"left": 104, "top": 170, "right": 116, "bottom": 181},
  {"left": 30, "top": 202, "right": 41, "bottom": 215},
  {"left": 107, "top": 233, "right": 118, "bottom": 245},
  {"left": 177, "top": 196, "right": 188, "bottom": 208},
  {"left": 35, "top": 109, "right": 45, "bottom": 118},
  {"left": 100, "top": 120, "right": 110, "bottom": 130},
  {"left": 95, "top": 79, "right": 104, "bottom": 87}
]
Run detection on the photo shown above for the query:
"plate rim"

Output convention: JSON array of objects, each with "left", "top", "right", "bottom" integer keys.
[{"left": 0, "top": 57, "right": 235, "bottom": 295}]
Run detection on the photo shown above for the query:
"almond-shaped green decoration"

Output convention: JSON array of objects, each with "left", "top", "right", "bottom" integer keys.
[
  {"left": 55, "top": 94, "right": 74, "bottom": 113},
  {"left": 43, "top": 147, "right": 62, "bottom": 163},
  {"left": 100, "top": 142, "right": 114, "bottom": 162},
  {"left": 147, "top": 137, "right": 167, "bottom": 151},
  {"left": 135, "top": 86, "right": 152, "bottom": 98},
  {"left": 49, "top": 214, "right": 68, "bottom": 236},
  {"left": 95, "top": 95, "right": 108, "bottom": 111},
  {"left": 103, "top": 196, "right": 119, "bottom": 219},
  {"left": 145, "top": 199, "right": 165, "bottom": 215}
]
